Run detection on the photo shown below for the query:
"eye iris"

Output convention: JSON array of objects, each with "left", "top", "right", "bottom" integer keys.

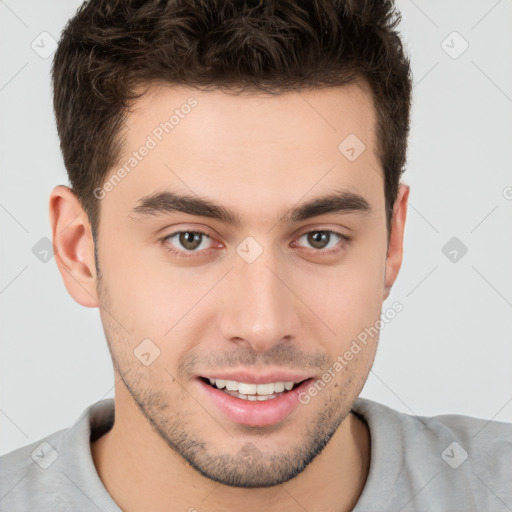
[
  {"left": 307, "top": 231, "right": 330, "bottom": 249},
  {"left": 179, "top": 232, "right": 202, "bottom": 250}
]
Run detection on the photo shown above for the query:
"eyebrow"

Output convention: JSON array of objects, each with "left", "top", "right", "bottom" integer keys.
[{"left": 130, "top": 188, "right": 371, "bottom": 227}]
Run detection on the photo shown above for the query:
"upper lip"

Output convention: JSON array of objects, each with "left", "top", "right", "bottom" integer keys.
[{"left": 197, "top": 371, "right": 313, "bottom": 385}]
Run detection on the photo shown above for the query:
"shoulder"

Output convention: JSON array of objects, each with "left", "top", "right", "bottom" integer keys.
[
  {"left": 353, "top": 397, "right": 512, "bottom": 454},
  {"left": 352, "top": 398, "right": 512, "bottom": 511},
  {"left": 0, "top": 427, "right": 70, "bottom": 510},
  {"left": 0, "top": 399, "right": 116, "bottom": 511}
]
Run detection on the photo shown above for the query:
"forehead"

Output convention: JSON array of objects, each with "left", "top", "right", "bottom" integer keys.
[
  {"left": 104, "top": 82, "right": 383, "bottom": 224},
  {"left": 123, "top": 81, "right": 377, "bottom": 155}
]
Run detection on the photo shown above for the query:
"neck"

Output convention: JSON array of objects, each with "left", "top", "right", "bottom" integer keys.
[{"left": 91, "top": 391, "right": 370, "bottom": 512}]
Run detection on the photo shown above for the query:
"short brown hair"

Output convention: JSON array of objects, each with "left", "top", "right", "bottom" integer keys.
[{"left": 52, "top": 0, "right": 412, "bottom": 238}]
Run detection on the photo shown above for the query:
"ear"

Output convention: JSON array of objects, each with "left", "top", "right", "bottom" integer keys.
[
  {"left": 383, "top": 183, "right": 409, "bottom": 300},
  {"left": 49, "top": 185, "right": 99, "bottom": 308}
]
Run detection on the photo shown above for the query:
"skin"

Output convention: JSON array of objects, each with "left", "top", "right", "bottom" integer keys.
[{"left": 49, "top": 82, "right": 409, "bottom": 512}]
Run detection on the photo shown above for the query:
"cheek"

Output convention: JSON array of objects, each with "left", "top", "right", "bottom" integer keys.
[
  {"left": 100, "top": 245, "right": 219, "bottom": 352},
  {"left": 293, "top": 235, "right": 387, "bottom": 342}
]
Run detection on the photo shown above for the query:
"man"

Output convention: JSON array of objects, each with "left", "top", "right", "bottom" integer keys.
[{"left": 0, "top": 0, "right": 510, "bottom": 511}]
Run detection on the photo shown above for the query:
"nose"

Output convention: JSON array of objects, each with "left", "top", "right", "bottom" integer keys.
[{"left": 218, "top": 250, "right": 301, "bottom": 353}]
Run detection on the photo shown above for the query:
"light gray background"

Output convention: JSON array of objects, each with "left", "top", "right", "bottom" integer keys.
[{"left": 1, "top": 0, "right": 511, "bottom": 456}]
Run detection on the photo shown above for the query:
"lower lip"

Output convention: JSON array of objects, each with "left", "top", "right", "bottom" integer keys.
[{"left": 196, "top": 378, "right": 314, "bottom": 427}]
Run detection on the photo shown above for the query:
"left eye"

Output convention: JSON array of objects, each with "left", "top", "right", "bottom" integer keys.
[{"left": 295, "top": 230, "right": 346, "bottom": 251}]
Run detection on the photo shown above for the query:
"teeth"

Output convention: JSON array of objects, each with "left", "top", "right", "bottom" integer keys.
[
  {"left": 206, "top": 378, "right": 300, "bottom": 395},
  {"left": 256, "top": 382, "right": 274, "bottom": 395},
  {"left": 226, "top": 380, "right": 238, "bottom": 391},
  {"left": 273, "top": 382, "right": 285, "bottom": 393},
  {"left": 238, "top": 382, "right": 257, "bottom": 395},
  {"left": 222, "top": 389, "right": 280, "bottom": 401},
  {"left": 214, "top": 379, "right": 226, "bottom": 389}
]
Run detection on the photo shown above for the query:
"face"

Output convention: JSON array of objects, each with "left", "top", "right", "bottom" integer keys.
[{"left": 56, "top": 82, "right": 407, "bottom": 488}]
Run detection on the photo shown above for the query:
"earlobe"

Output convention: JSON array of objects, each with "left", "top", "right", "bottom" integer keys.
[
  {"left": 49, "top": 185, "right": 99, "bottom": 308},
  {"left": 383, "top": 183, "right": 409, "bottom": 300}
]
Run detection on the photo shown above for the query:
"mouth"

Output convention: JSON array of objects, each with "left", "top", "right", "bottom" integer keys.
[
  {"left": 195, "top": 375, "right": 315, "bottom": 427},
  {"left": 199, "top": 376, "right": 306, "bottom": 401}
]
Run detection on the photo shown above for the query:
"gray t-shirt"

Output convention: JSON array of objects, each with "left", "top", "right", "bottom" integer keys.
[{"left": 0, "top": 397, "right": 510, "bottom": 511}]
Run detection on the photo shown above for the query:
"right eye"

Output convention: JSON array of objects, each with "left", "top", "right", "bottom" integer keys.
[{"left": 162, "top": 230, "right": 214, "bottom": 257}]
